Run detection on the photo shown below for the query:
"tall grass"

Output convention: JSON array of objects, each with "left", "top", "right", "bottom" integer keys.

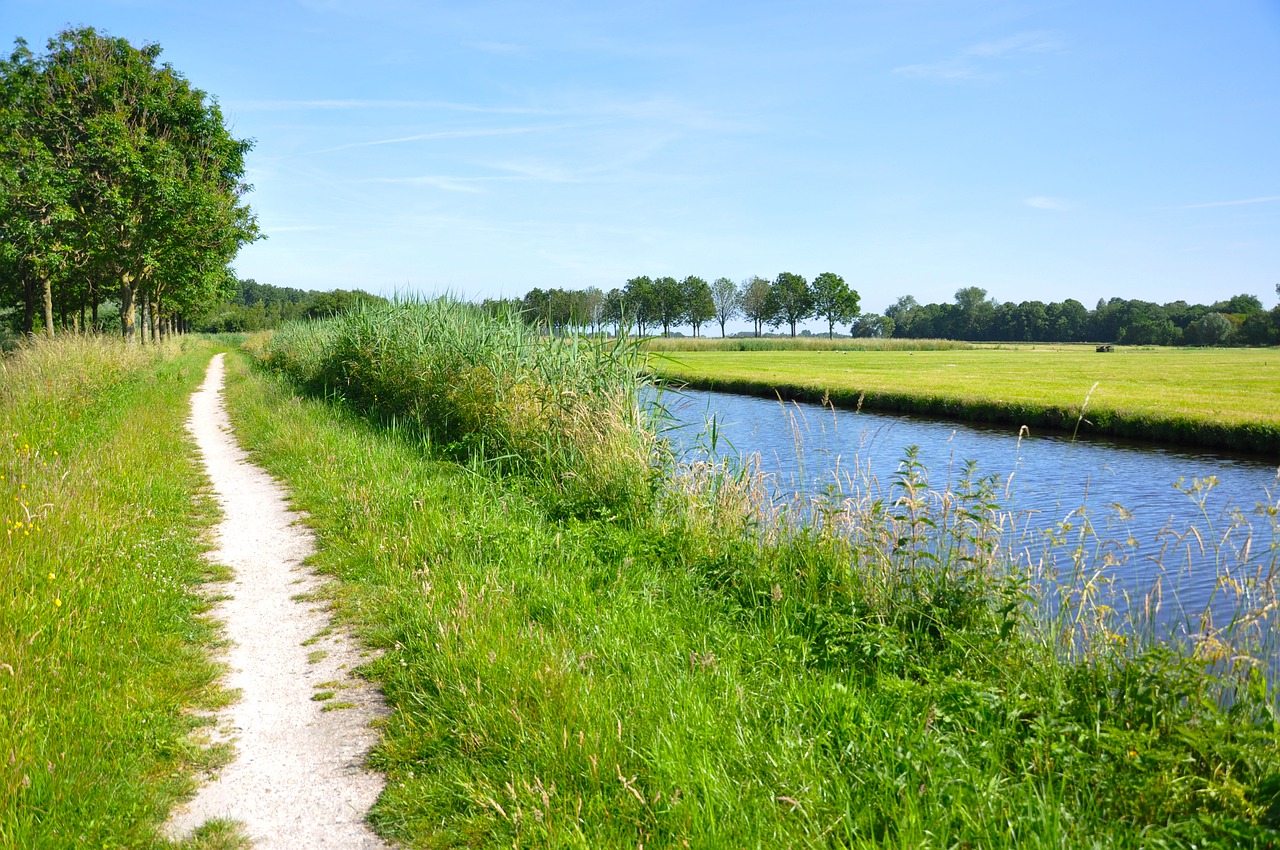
[
  {"left": 261, "top": 298, "right": 656, "bottom": 519},
  {"left": 0, "top": 335, "right": 231, "bottom": 848},
  {"left": 244, "top": 305, "right": 1280, "bottom": 847}
]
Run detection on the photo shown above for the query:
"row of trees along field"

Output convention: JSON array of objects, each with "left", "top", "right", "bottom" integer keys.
[
  {"left": 482, "top": 272, "right": 862, "bottom": 339},
  {"left": 0, "top": 27, "right": 258, "bottom": 342},
  {"left": 484, "top": 275, "right": 1280, "bottom": 346}
]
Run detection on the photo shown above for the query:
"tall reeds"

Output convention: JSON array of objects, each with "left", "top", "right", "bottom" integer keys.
[{"left": 261, "top": 298, "right": 657, "bottom": 518}]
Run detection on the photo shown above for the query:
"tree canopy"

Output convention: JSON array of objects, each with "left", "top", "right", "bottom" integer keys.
[{"left": 0, "top": 27, "right": 259, "bottom": 339}]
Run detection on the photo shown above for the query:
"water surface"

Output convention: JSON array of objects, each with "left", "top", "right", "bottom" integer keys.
[{"left": 660, "top": 388, "right": 1280, "bottom": 621}]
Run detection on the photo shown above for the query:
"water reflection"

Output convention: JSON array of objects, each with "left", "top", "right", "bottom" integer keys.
[{"left": 658, "top": 387, "right": 1280, "bottom": 620}]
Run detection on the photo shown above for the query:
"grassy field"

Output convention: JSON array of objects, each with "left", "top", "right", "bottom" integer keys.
[
  {"left": 649, "top": 344, "right": 1280, "bottom": 455},
  {"left": 0, "top": 336, "right": 238, "bottom": 849},
  {"left": 233, "top": 302, "right": 1280, "bottom": 848}
]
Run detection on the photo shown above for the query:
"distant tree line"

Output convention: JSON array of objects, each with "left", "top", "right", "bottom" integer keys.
[
  {"left": 483, "top": 276, "right": 1280, "bottom": 347},
  {"left": 0, "top": 27, "right": 258, "bottom": 341},
  {"left": 194, "top": 280, "right": 386, "bottom": 333},
  {"left": 881, "top": 287, "right": 1280, "bottom": 346},
  {"left": 481, "top": 272, "right": 861, "bottom": 339}
]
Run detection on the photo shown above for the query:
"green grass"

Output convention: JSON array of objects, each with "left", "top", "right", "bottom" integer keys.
[
  {"left": 649, "top": 345, "right": 1280, "bottom": 455},
  {"left": 0, "top": 335, "right": 231, "bottom": 849},
  {"left": 233, "top": 302, "right": 1280, "bottom": 848}
]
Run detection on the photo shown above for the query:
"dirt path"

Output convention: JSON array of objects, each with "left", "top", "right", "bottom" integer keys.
[{"left": 167, "top": 353, "right": 390, "bottom": 849}]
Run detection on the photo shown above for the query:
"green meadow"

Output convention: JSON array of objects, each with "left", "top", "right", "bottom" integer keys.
[
  {"left": 3, "top": 313, "right": 1278, "bottom": 848},
  {"left": 648, "top": 344, "right": 1280, "bottom": 455},
  {"left": 0, "top": 336, "right": 237, "bottom": 849}
]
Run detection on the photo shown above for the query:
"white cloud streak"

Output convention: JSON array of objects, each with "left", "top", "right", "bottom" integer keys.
[
  {"left": 1025, "top": 196, "right": 1074, "bottom": 210},
  {"left": 895, "top": 30, "right": 1063, "bottom": 81},
  {"left": 307, "top": 126, "right": 556, "bottom": 154},
  {"left": 1181, "top": 195, "right": 1280, "bottom": 209},
  {"left": 232, "top": 98, "right": 560, "bottom": 115}
]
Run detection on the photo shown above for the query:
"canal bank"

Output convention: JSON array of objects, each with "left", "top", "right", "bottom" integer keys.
[{"left": 650, "top": 346, "right": 1280, "bottom": 457}]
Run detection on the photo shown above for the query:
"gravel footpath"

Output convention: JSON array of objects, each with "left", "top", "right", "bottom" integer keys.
[{"left": 166, "top": 353, "right": 391, "bottom": 849}]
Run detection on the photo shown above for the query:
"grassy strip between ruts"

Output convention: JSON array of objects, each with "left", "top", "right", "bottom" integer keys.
[
  {"left": 234, "top": 302, "right": 1279, "bottom": 849},
  {"left": 648, "top": 346, "right": 1280, "bottom": 457},
  {"left": 0, "top": 336, "right": 242, "bottom": 850}
]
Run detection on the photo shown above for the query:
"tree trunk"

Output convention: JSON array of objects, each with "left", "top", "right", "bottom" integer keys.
[
  {"left": 121, "top": 274, "right": 137, "bottom": 343},
  {"left": 91, "top": 282, "right": 100, "bottom": 332},
  {"left": 22, "top": 276, "right": 35, "bottom": 334},
  {"left": 150, "top": 299, "right": 159, "bottom": 342},
  {"left": 42, "top": 276, "right": 54, "bottom": 338}
]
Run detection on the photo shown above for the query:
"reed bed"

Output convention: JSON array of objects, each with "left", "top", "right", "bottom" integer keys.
[
  {"left": 243, "top": 303, "right": 1280, "bottom": 847},
  {"left": 261, "top": 298, "right": 656, "bottom": 519}
]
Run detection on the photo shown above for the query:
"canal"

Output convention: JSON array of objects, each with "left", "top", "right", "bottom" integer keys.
[{"left": 660, "top": 387, "right": 1280, "bottom": 641}]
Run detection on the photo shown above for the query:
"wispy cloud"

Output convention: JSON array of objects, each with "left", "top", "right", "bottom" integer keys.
[
  {"left": 1025, "top": 196, "right": 1075, "bottom": 211},
  {"left": 895, "top": 30, "right": 1063, "bottom": 82},
  {"left": 894, "top": 59, "right": 978, "bottom": 81},
  {"left": 232, "top": 98, "right": 560, "bottom": 115},
  {"left": 357, "top": 175, "right": 491, "bottom": 193},
  {"left": 309, "top": 126, "right": 559, "bottom": 155},
  {"left": 1181, "top": 195, "right": 1280, "bottom": 209},
  {"left": 464, "top": 40, "right": 524, "bottom": 54},
  {"left": 265, "top": 224, "right": 337, "bottom": 233},
  {"left": 965, "top": 31, "right": 1062, "bottom": 58}
]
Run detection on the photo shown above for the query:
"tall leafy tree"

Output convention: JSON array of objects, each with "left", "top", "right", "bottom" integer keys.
[
  {"left": 0, "top": 27, "right": 259, "bottom": 340},
  {"left": 767, "top": 272, "right": 813, "bottom": 337},
  {"left": 603, "top": 287, "right": 625, "bottom": 336},
  {"left": 681, "top": 275, "right": 714, "bottom": 337},
  {"left": 651, "top": 275, "right": 683, "bottom": 336},
  {"left": 623, "top": 276, "right": 654, "bottom": 335},
  {"left": 0, "top": 38, "right": 75, "bottom": 336},
  {"left": 952, "top": 286, "right": 996, "bottom": 340},
  {"left": 710, "top": 276, "right": 739, "bottom": 337},
  {"left": 811, "top": 271, "right": 859, "bottom": 338},
  {"left": 739, "top": 275, "right": 772, "bottom": 337}
]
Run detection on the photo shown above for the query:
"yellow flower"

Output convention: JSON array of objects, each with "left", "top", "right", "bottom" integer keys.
[
  {"left": 54, "top": 598, "right": 62, "bottom": 608},
  {"left": 48, "top": 572, "right": 55, "bottom": 580}
]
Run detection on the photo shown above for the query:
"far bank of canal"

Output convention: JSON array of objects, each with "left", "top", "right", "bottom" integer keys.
[{"left": 651, "top": 347, "right": 1280, "bottom": 456}]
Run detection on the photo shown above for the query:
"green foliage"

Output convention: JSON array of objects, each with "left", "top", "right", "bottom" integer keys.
[
  {"left": 767, "top": 271, "right": 814, "bottom": 337},
  {"left": 1186, "top": 311, "right": 1234, "bottom": 346},
  {"left": 194, "top": 280, "right": 386, "bottom": 332},
  {"left": 680, "top": 275, "right": 714, "bottom": 337},
  {"left": 811, "top": 271, "right": 860, "bottom": 339},
  {"left": 738, "top": 275, "right": 773, "bottom": 337},
  {"left": 0, "top": 27, "right": 257, "bottom": 338}
]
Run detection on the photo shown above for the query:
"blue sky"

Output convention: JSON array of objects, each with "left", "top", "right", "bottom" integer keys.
[{"left": 6, "top": 1, "right": 1279, "bottom": 323}]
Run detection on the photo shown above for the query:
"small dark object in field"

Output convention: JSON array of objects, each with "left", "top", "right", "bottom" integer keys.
[{"left": 1096, "top": 344, "right": 1114, "bottom": 353}]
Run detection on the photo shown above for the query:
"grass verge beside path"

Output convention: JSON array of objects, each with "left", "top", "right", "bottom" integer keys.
[
  {"left": 0, "top": 336, "right": 235, "bottom": 850},
  {"left": 231, "top": 309, "right": 1280, "bottom": 849},
  {"left": 651, "top": 346, "right": 1280, "bottom": 456}
]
